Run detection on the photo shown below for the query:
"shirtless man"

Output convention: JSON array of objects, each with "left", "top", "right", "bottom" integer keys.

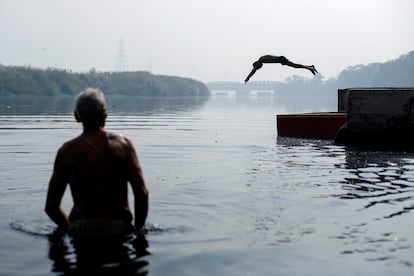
[
  {"left": 45, "top": 88, "right": 148, "bottom": 235},
  {"left": 245, "top": 55, "right": 318, "bottom": 83}
]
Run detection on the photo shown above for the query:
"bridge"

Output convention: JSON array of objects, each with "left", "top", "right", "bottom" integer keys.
[{"left": 206, "top": 81, "right": 283, "bottom": 96}]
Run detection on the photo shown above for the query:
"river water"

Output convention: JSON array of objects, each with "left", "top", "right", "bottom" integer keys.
[{"left": 0, "top": 95, "right": 413, "bottom": 275}]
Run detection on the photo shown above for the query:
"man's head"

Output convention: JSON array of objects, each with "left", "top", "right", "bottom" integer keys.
[{"left": 74, "top": 88, "right": 107, "bottom": 130}]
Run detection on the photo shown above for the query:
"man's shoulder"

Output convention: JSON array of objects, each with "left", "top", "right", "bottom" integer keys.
[
  {"left": 107, "top": 131, "right": 127, "bottom": 141},
  {"left": 53, "top": 136, "right": 83, "bottom": 162},
  {"left": 106, "top": 132, "right": 136, "bottom": 158},
  {"left": 107, "top": 132, "right": 134, "bottom": 148},
  {"left": 58, "top": 136, "right": 82, "bottom": 153},
  {"left": 63, "top": 135, "right": 82, "bottom": 146}
]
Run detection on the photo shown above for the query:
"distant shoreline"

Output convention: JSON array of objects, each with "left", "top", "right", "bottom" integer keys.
[{"left": 0, "top": 66, "right": 210, "bottom": 97}]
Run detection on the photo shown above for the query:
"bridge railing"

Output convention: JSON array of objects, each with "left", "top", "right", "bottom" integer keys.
[{"left": 206, "top": 81, "right": 282, "bottom": 93}]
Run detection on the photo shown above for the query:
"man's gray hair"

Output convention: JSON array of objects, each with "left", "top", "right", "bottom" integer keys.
[{"left": 75, "top": 88, "right": 107, "bottom": 125}]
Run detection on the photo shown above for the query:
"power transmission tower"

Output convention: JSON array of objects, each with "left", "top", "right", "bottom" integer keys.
[{"left": 115, "top": 38, "right": 126, "bottom": 72}]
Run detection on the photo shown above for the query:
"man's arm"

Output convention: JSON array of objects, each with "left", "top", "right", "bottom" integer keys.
[
  {"left": 245, "top": 68, "right": 257, "bottom": 83},
  {"left": 126, "top": 139, "right": 149, "bottom": 230},
  {"left": 45, "top": 148, "right": 70, "bottom": 231}
]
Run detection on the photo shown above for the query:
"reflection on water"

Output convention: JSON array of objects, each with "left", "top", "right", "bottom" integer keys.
[
  {"left": 340, "top": 150, "right": 414, "bottom": 219},
  {"left": 329, "top": 150, "right": 414, "bottom": 265},
  {"left": 48, "top": 230, "right": 149, "bottom": 275},
  {"left": 256, "top": 138, "right": 414, "bottom": 267},
  {"left": 0, "top": 95, "right": 209, "bottom": 116}
]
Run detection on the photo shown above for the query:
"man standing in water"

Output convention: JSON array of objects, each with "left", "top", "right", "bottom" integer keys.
[{"left": 45, "top": 88, "right": 149, "bottom": 236}]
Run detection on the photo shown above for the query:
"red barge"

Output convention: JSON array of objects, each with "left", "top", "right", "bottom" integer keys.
[{"left": 277, "top": 112, "right": 346, "bottom": 139}]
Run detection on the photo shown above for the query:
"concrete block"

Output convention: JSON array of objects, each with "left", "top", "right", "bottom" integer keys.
[{"left": 334, "top": 87, "right": 414, "bottom": 148}]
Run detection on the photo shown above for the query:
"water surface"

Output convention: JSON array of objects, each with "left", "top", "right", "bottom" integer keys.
[{"left": 0, "top": 96, "right": 413, "bottom": 275}]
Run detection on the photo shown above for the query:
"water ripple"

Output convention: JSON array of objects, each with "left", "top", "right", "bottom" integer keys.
[{"left": 337, "top": 152, "right": 414, "bottom": 219}]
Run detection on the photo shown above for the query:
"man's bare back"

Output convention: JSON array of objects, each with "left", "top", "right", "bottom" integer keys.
[{"left": 60, "top": 130, "right": 137, "bottom": 221}]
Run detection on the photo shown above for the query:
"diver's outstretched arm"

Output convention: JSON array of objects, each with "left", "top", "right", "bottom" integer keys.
[{"left": 245, "top": 68, "right": 257, "bottom": 83}]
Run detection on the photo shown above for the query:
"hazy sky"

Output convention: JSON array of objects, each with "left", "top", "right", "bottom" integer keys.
[{"left": 1, "top": 0, "right": 413, "bottom": 82}]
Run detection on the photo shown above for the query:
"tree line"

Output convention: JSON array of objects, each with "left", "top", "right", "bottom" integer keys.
[
  {"left": 1, "top": 50, "right": 413, "bottom": 98},
  {"left": 0, "top": 66, "right": 210, "bottom": 97},
  {"left": 276, "top": 50, "right": 414, "bottom": 98}
]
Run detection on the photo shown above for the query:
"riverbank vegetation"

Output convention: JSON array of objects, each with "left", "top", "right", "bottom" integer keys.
[{"left": 0, "top": 66, "right": 210, "bottom": 97}]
